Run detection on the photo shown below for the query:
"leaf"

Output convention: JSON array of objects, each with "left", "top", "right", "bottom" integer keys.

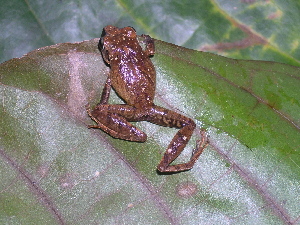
[
  {"left": 1, "top": 38, "right": 300, "bottom": 224},
  {"left": 1, "top": 0, "right": 299, "bottom": 66}
]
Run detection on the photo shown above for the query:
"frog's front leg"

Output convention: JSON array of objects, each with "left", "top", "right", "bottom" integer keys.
[
  {"left": 87, "top": 76, "right": 147, "bottom": 142},
  {"left": 147, "top": 106, "right": 208, "bottom": 173},
  {"left": 98, "top": 77, "right": 111, "bottom": 105},
  {"left": 141, "top": 34, "right": 155, "bottom": 56}
]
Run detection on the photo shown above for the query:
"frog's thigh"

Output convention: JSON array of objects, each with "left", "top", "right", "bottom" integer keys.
[
  {"left": 145, "top": 105, "right": 198, "bottom": 172},
  {"left": 91, "top": 104, "right": 147, "bottom": 142},
  {"left": 146, "top": 105, "right": 196, "bottom": 160},
  {"left": 146, "top": 105, "right": 195, "bottom": 128}
]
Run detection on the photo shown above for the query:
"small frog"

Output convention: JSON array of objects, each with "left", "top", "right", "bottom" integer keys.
[{"left": 87, "top": 25, "right": 208, "bottom": 173}]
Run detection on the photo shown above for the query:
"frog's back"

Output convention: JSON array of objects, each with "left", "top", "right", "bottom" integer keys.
[{"left": 109, "top": 39, "right": 156, "bottom": 108}]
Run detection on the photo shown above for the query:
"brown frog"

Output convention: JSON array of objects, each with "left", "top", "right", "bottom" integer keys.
[{"left": 87, "top": 25, "right": 208, "bottom": 173}]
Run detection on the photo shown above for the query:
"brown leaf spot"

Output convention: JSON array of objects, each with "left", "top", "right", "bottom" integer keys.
[
  {"left": 267, "top": 11, "right": 282, "bottom": 20},
  {"left": 59, "top": 173, "right": 77, "bottom": 189},
  {"left": 176, "top": 182, "right": 198, "bottom": 198},
  {"left": 37, "top": 163, "right": 51, "bottom": 178}
]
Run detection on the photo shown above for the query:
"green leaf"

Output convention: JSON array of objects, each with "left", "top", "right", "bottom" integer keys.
[
  {"left": 1, "top": 38, "right": 299, "bottom": 224},
  {"left": 1, "top": 0, "right": 300, "bottom": 224},
  {"left": 1, "top": 0, "right": 299, "bottom": 66}
]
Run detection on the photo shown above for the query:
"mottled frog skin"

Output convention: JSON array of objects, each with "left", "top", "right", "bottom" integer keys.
[{"left": 87, "top": 25, "right": 207, "bottom": 172}]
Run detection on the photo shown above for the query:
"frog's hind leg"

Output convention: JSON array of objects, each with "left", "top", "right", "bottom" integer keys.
[
  {"left": 145, "top": 106, "right": 208, "bottom": 173},
  {"left": 86, "top": 104, "right": 147, "bottom": 142}
]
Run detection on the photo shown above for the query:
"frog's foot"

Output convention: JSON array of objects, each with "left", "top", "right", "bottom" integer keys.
[{"left": 192, "top": 129, "right": 209, "bottom": 159}]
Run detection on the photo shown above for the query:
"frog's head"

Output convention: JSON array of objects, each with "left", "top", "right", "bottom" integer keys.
[
  {"left": 99, "top": 26, "right": 137, "bottom": 48},
  {"left": 98, "top": 25, "right": 137, "bottom": 64}
]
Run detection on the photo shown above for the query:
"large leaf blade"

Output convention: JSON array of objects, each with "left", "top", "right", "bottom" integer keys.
[{"left": 0, "top": 38, "right": 299, "bottom": 224}]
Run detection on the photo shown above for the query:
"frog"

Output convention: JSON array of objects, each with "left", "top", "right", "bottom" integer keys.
[{"left": 86, "top": 25, "right": 208, "bottom": 173}]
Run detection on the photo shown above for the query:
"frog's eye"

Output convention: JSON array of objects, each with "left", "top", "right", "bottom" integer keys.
[
  {"left": 128, "top": 26, "right": 136, "bottom": 32},
  {"left": 98, "top": 37, "right": 105, "bottom": 50},
  {"left": 125, "top": 27, "right": 136, "bottom": 38},
  {"left": 101, "top": 28, "right": 107, "bottom": 38}
]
